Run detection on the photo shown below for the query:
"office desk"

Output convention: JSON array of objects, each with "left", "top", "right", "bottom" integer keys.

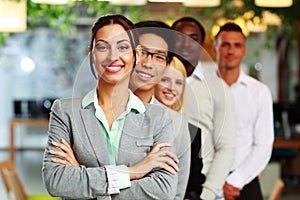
[
  {"left": 9, "top": 118, "right": 49, "bottom": 160},
  {"left": 273, "top": 137, "right": 300, "bottom": 150},
  {"left": 273, "top": 137, "right": 300, "bottom": 178}
]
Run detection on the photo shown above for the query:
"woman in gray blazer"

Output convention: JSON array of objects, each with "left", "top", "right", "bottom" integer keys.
[{"left": 42, "top": 14, "right": 179, "bottom": 200}]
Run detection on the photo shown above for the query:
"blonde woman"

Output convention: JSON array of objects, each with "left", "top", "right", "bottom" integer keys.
[
  {"left": 155, "top": 56, "right": 187, "bottom": 112},
  {"left": 156, "top": 55, "right": 205, "bottom": 200}
]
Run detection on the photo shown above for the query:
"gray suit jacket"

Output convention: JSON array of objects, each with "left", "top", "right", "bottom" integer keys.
[
  {"left": 42, "top": 98, "right": 178, "bottom": 200},
  {"left": 153, "top": 99, "right": 191, "bottom": 200}
]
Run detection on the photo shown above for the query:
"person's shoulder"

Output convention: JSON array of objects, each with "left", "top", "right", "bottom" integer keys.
[
  {"left": 54, "top": 97, "right": 82, "bottom": 104},
  {"left": 244, "top": 74, "right": 270, "bottom": 91},
  {"left": 143, "top": 102, "right": 168, "bottom": 113},
  {"left": 152, "top": 99, "right": 187, "bottom": 118},
  {"left": 145, "top": 101, "right": 182, "bottom": 118},
  {"left": 52, "top": 97, "right": 83, "bottom": 110}
]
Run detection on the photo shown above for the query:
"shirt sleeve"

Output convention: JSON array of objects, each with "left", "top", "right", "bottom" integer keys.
[
  {"left": 201, "top": 77, "right": 237, "bottom": 199},
  {"left": 226, "top": 87, "right": 274, "bottom": 188},
  {"left": 105, "top": 165, "right": 131, "bottom": 191}
]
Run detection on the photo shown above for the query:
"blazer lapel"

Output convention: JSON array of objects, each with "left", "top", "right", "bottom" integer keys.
[{"left": 80, "top": 108, "right": 111, "bottom": 166}]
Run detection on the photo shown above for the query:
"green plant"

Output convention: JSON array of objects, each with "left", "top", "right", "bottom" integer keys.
[{"left": 0, "top": 0, "right": 145, "bottom": 46}]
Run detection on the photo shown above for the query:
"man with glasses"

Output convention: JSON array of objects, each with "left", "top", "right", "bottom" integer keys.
[
  {"left": 129, "top": 21, "right": 192, "bottom": 200},
  {"left": 130, "top": 23, "right": 171, "bottom": 103}
]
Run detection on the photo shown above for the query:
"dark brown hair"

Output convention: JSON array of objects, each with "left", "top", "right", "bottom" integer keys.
[
  {"left": 214, "top": 22, "right": 245, "bottom": 40},
  {"left": 89, "top": 14, "right": 139, "bottom": 51}
]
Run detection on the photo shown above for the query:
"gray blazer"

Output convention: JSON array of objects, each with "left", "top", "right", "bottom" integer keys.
[
  {"left": 42, "top": 98, "right": 178, "bottom": 200},
  {"left": 153, "top": 99, "right": 191, "bottom": 200}
]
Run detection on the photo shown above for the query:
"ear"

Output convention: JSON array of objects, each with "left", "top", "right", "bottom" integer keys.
[
  {"left": 87, "top": 46, "right": 91, "bottom": 53},
  {"left": 212, "top": 45, "right": 217, "bottom": 56},
  {"left": 212, "top": 39, "right": 217, "bottom": 54},
  {"left": 89, "top": 49, "right": 95, "bottom": 66},
  {"left": 135, "top": 45, "right": 142, "bottom": 64}
]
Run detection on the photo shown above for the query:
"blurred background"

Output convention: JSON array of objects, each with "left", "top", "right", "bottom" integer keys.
[{"left": 0, "top": 0, "right": 300, "bottom": 199}]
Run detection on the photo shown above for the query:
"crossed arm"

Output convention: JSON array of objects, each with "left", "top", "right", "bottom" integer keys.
[
  {"left": 42, "top": 99, "right": 180, "bottom": 199},
  {"left": 50, "top": 139, "right": 179, "bottom": 180}
]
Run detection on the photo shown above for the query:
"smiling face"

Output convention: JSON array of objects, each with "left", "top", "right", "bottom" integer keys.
[
  {"left": 130, "top": 33, "right": 168, "bottom": 92},
  {"left": 155, "top": 61, "right": 185, "bottom": 111},
  {"left": 173, "top": 21, "right": 202, "bottom": 66},
  {"left": 91, "top": 24, "right": 136, "bottom": 85}
]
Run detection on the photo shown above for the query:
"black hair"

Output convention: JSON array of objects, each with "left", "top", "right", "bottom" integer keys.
[
  {"left": 135, "top": 20, "right": 174, "bottom": 63},
  {"left": 172, "top": 17, "right": 206, "bottom": 44}
]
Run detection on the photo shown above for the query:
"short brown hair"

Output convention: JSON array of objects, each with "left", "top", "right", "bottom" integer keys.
[{"left": 214, "top": 22, "right": 245, "bottom": 41}]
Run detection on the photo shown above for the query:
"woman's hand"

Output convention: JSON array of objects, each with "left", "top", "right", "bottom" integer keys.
[
  {"left": 49, "top": 138, "right": 80, "bottom": 167},
  {"left": 128, "top": 142, "right": 179, "bottom": 180}
]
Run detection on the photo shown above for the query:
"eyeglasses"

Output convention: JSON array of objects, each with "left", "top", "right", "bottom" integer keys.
[{"left": 141, "top": 48, "right": 168, "bottom": 64}]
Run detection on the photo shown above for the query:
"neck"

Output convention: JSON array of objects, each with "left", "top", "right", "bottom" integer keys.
[
  {"left": 180, "top": 58, "right": 198, "bottom": 77},
  {"left": 97, "top": 79, "right": 130, "bottom": 107},
  {"left": 134, "top": 88, "right": 154, "bottom": 103},
  {"left": 218, "top": 66, "right": 240, "bottom": 86},
  {"left": 183, "top": 60, "right": 198, "bottom": 77}
]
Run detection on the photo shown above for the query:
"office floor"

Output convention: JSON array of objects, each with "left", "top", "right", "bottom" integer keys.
[{"left": 0, "top": 150, "right": 300, "bottom": 200}]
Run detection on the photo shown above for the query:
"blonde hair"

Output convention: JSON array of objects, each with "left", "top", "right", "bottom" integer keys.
[{"left": 168, "top": 56, "right": 187, "bottom": 112}]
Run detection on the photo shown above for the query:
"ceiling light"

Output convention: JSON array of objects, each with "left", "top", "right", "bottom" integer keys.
[
  {"left": 32, "top": 0, "right": 69, "bottom": 4},
  {"left": 0, "top": 1, "right": 26, "bottom": 32},
  {"left": 20, "top": 57, "right": 36, "bottom": 73},
  {"left": 109, "top": 0, "right": 147, "bottom": 5},
  {"left": 255, "top": 0, "right": 293, "bottom": 8},
  {"left": 183, "top": 0, "right": 220, "bottom": 7},
  {"left": 149, "top": 0, "right": 184, "bottom": 2}
]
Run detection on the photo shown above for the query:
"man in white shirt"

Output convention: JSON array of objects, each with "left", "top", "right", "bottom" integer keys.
[
  {"left": 172, "top": 17, "right": 236, "bottom": 200},
  {"left": 214, "top": 22, "right": 274, "bottom": 200}
]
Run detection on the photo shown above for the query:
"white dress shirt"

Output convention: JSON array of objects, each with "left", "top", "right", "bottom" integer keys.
[{"left": 226, "top": 71, "right": 274, "bottom": 188}]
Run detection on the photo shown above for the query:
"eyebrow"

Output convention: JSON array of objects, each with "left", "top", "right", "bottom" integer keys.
[
  {"left": 97, "top": 39, "right": 109, "bottom": 44},
  {"left": 117, "top": 39, "right": 130, "bottom": 44},
  {"left": 189, "top": 33, "right": 199, "bottom": 38},
  {"left": 141, "top": 46, "right": 167, "bottom": 55},
  {"left": 96, "top": 39, "right": 130, "bottom": 45}
]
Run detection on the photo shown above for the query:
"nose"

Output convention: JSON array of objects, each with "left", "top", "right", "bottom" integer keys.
[
  {"left": 109, "top": 48, "right": 119, "bottom": 61},
  {"left": 140, "top": 55, "right": 154, "bottom": 69},
  {"left": 170, "top": 81, "right": 176, "bottom": 92},
  {"left": 182, "top": 37, "right": 192, "bottom": 48},
  {"left": 142, "top": 61, "right": 152, "bottom": 69},
  {"left": 227, "top": 45, "right": 235, "bottom": 53},
  {"left": 163, "top": 80, "right": 173, "bottom": 92}
]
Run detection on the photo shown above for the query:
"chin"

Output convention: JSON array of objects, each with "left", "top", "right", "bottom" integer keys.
[{"left": 162, "top": 100, "right": 173, "bottom": 108}]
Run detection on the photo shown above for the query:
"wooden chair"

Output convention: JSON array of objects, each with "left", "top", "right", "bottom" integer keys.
[
  {"left": 0, "top": 159, "right": 59, "bottom": 200},
  {"left": 268, "top": 178, "right": 285, "bottom": 200},
  {"left": 259, "top": 162, "right": 285, "bottom": 200}
]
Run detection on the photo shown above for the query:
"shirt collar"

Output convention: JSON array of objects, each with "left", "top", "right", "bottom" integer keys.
[
  {"left": 235, "top": 71, "right": 249, "bottom": 86},
  {"left": 186, "top": 62, "right": 205, "bottom": 83},
  {"left": 82, "top": 87, "right": 146, "bottom": 114},
  {"left": 149, "top": 95, "right": 155, "bottom": 104}
]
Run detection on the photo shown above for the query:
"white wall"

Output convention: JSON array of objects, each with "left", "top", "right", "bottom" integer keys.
[
  {"left": 244, "top": 32, "right": 279, "bottom": 102},
  {"left": 0, "top": 28, "right": 88, "bottom": 149}
]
